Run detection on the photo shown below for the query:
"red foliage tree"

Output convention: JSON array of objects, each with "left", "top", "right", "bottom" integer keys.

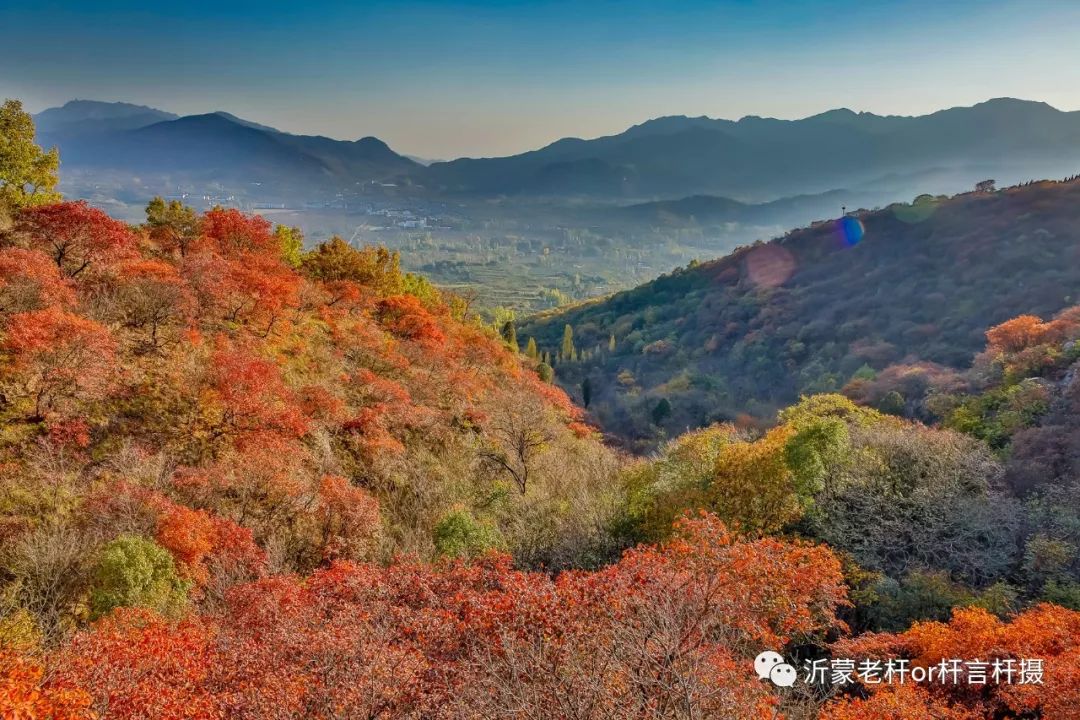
[
  {"left": 375, "top": 294, "right": 446, "bottom": 345},
  {"left": 155, "top": 503, "right": 267, "bottom": 595},
  {"left": 50, "top": 514, "right": 846, "bottom": 719},
  {"left": 174, "top": 209, "right": 299, "bottom": 333},
  {"left": 182, "top": 250, "right": 299, "bottom": 333},
  {"left": 196, "top": 208, "right": 278, "bottom": 259},
  {"left": 0, "top": 247, "right": 75, "bottom": 314},
  {"left": 824, "top": 605, "right": 1080, "bottom": 719},
  {"left": 985, "top": 314, "right": 1053, "bottom": 354},
  {"left": 155, "top": 505, "right": 217, "bottom": 585},
  {"left": 822, "top": 684, "right": 978, "bottom": 720},
  {"left": 14, "top": 201, "right": 135, "bottom": 278},
  {"left": 52, "top": 609, "right": 220, "bottom": 720},
  {"left": 315, "top": 475, "right": 381, "bottom": 562},
  {"left": 0, "top": 306, "right": 115, "bottom": 418},
  {"left": 195, "top": 342, "right": 309, "bottom": 455}
]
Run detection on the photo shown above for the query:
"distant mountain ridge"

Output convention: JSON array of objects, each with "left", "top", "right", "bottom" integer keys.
[
  {"left": 32, "top": 97, "right": 1080, "bottom": 203},
  {"left": 34, "top": 99, "right": 178, "bottom": 136},
  {"left": 35, "top": 99, "right": 418, "bottom": 191},
  {"left": 618, "top": 189, "right": 872, "bottom": 228},
  {"left": 424, "top": 98, "right": 1080, "bottom": 200}
]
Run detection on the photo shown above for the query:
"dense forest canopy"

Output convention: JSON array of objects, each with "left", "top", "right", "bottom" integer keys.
[{"left": 3, "top": 99, "right": 1080, "bottom": 719}]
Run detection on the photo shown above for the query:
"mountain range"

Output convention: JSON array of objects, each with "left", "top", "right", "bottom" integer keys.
[
  {"left": 423, "top": 98, "right": 1080, "bottom": 199},
  {"left": 33, "top": 97, "right": 1080, "bottom": 203}
]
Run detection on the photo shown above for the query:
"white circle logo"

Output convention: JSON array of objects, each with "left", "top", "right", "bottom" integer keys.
[
  {"left": 754, "top": 650, "right": 784, "bottom": 680},
  {"left": 769, "top": 663, "right": 798, "bottom": 687}
]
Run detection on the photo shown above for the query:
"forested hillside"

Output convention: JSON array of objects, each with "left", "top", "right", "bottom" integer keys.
[
  {"left": 847, "top": 302, "right": 1080, "bottom": 506},
  {"left": 521, "top": 178, "right": 1080, "bottom": 449},
  {"left": 0, "top": 194, "right": 642, "bottom": 715},
  {"left": 5, "top": 99, "right": 1080, "bottom": 720}
]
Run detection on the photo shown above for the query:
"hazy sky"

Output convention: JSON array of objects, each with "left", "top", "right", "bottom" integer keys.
[{"left": 3, "top": 0, "right": 1079, "bottom": 159}]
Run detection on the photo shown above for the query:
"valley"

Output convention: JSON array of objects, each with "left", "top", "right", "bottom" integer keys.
[{"left": 38, "top": 98, "right": 1080, "bottom": 316}]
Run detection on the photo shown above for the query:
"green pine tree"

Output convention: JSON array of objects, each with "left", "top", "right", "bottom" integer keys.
[
  {"left": 501, "top": 321, "right": 520, "bottom": 353},
  {"left": 651, "top": 397, "right": 672, "bottom": 426},
  {"left": 561, "top": 324, "right": 575, "bottom": 362}
]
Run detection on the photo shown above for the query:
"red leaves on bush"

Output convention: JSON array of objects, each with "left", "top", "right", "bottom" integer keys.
[
  {"left": 51, "top": 515, "right": 845, "bottom": 719},
  {"left": 824, "top": 605, "right": 1080, "bottom": 720},
  {"left": 0, "top": 650, "right": 94, "bottom": 720},
  {"left": 0, "top": 247, "right": 75, "bottom": 312},
  {"left": 15, "top": 200, "right": 135, "bottom": 278},
  {"left": 201, "top": 343, "right": 309, "bottom": 452},
  {"left": 986, "top": 315, "right": 1054, "bottom": 354},
  {"left": 315, "top": 475, "right": 380, "bottom": 562},
  {"left": 197, "top": 207, "right": 277, "bottom": 258},
  {"left": 375, "top": 294, "right": 446, "bottom": 344},
  {"left": 1, "top": 306, "right": 115, "bottom": 418}
]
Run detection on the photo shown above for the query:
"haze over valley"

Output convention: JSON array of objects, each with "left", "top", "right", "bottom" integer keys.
[{"left": 34, "top": 96, "right": 1080, "bottom": 311}]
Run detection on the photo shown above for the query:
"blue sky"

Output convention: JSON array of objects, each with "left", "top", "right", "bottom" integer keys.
[{"left": 2, "top": 0, "right": 1079, "bottom": 158}]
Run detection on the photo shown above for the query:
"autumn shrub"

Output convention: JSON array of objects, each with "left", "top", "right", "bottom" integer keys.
[
  {"left": 806, "top": 422, "right": 1019, "bottom": 587},
  {"left": 2, "top": 522, "right": 97, "bottom": 645},
  {"left": 620, "top": 423, "right": 743, "bottom": 542},
  {"left": 51, "top": 514, "right": 848, "bottom": 719},
  {"left": 0, "top": 649, "right": 94, "bottom": 720},
  {"left": 89, "top": 535, "right": 189, "bottom": 619},
  {"left": 432, "top": 505, "right": 501, "bottom": 558},
  {"left": 1041, "top": 579, "right": 1080, "bottom": 610},
  {"left": 824, "top": 605, "right": 1080, "bottom": 719},
  {"left": 0, "top": 608, "right": 40, "bottom": 652}
]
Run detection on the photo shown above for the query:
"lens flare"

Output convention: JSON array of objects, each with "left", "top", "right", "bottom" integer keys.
[
  {"left": 745, "top": 244, "right": 796, "bottom": 288},
  {"left": 838, "top": 216, "right": 865, "bottom": 246}
]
